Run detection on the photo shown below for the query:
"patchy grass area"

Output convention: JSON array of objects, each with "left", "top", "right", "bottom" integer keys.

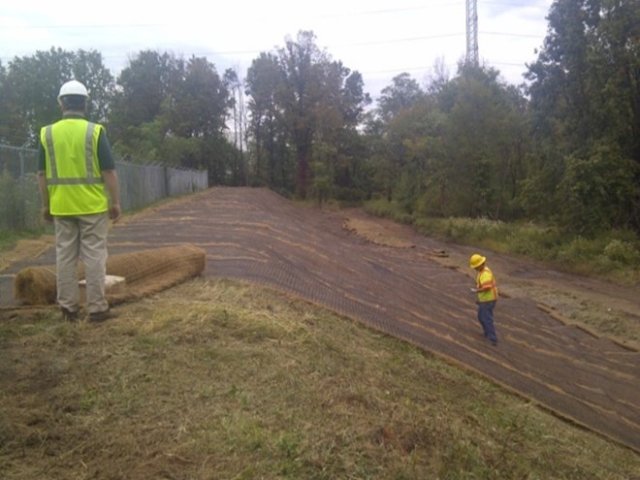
[
  {"left": 0, "top": 236, "right": 54, "bottom": 272},
  {"left": 1, "top": 279, "right": 638, "bottom": 479},
  {"left": 365, "top": 198, "right": 640, "bottom": 285},
  {"left": 343, "top": 217, "right": 416, "bottom": 249}
]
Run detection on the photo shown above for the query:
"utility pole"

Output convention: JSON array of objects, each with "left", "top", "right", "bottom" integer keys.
[{"left": 466, "top": 0, "right": 479, "bottom": 66}]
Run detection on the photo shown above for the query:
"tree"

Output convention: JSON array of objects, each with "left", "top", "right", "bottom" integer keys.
[
  {"left": 245, "top": 52, "right": 286, "bottom": 187},
  {"left": 224, "top": 68, "right": 247, "bottom": 185},
  {"left": 442, "top": 64, "right": 529, "bottom": 218},
  {"left": 525, "top": 0, "right": 640, "bottom": 232},
  {"left": 245, "top": 31, "right": 370, "bottom": 198},
  {"left": 0, "top": 60, "right": 9, "bottom": 143},
  {"left": 368, "top": 64, "right": 529, "bottom": 219},
  {"left": 559, "top": 143, "right": 640, "bottom": 233},
  {"left": 276, "top": 31, "right": 327, "bottom": 198},
  {"left": 109, "top": 50, "right": 180, "bottom": 140},
  {"left": 377, "top": 73, "right": 424, "bottom": 123},
  {"left": 0, "top": 48, "right": 113, "bottom": 146},
  {"left": 311, "top": 61, "right": 371, "bottom": 201},
  {"left": 70, "top": 50, "right": 114, "bottom": 122},
  {"left": 109, "top": 50, "right": 238, "bottom": 185},
  {"left": 167, "top": 56, "right": 229, "bottom": 139}
]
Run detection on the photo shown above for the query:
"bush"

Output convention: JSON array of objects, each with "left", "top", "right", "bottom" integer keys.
[
  {"left": 365, "top": 200, "right": 640, "bottom": 281},
  {"left": 364, "top": 198, "right": 413, "bottom": 224},
  {"left": 556, "top": 236, "right": 601, "bottom": 267},
  {"left": 333, "top": 187, "right": 366, "bottom": 204},
  {"left": 603, "top": 239, "right": 640, "bottom": 265},
  {"left": 507, "top": 224, "right": 564, "bottom": 260},
  {"left": 558, "top": 145, "right": 640, "bottom": 234},
  {"left": 413, "top": 217, "right": 510, "bottom": 247}
]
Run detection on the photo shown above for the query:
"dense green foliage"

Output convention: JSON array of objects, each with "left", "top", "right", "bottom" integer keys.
[
  {"left": 366, "top": 198, "right": 640, "bottom": 282},
  {"left": 0, "top": 0, "right": 638, "bottom": 239},
  {"left": 0, "top": 48, "right": 113, "bottom": 146},
  {"left": 0, "top": 48, "right": 240, "bottom": 186},
  {"left": 358, "top": 0, "right": 640, "bottom": 238},
  {"left": 245, "top": 31, "right": 371, "bottom": 198},
  {"left": 523, "top": 0, "right": 640, "bottom": 234}
]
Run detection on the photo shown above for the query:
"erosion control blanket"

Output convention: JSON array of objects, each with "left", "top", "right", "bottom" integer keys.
[
  {"left": 13, "top": 244, "right": 206, "bottom": 305},
  {"left": 101, "top": 187, "right": 640, "bottom": 454}
]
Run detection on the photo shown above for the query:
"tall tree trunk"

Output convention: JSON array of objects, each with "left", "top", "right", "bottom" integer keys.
[{"left": 296, "top": 144, "right": 310, "bottom": 198}]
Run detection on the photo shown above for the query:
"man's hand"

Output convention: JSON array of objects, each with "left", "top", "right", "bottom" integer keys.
[
  {"left": 109, "top": 204, "right": 122, "bottom": 223},
  {"left": 41, "top": 207, "right": 53, "bottom": 223},
  {"left": 109, "top": 206, "right": 121, "bottom": 223}
]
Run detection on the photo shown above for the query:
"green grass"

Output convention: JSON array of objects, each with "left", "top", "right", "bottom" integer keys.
[
  {"left": 1, "top": 278, "right": 638, "bottom": 479},
  {"left": 365, "top": 198, "right": 640, "bottom": 284}
]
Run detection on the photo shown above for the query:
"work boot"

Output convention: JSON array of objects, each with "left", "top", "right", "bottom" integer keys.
[
  {"left": 88, "top": 309, "right": 116, "bottom": 323},
  {"left": 60, "top": 307, "right": 79, "bottom": 322}
]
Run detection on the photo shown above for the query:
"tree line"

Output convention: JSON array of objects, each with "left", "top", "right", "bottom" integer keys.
[{"left": 0, "top": 0, "right": 638, "bottom": 235}]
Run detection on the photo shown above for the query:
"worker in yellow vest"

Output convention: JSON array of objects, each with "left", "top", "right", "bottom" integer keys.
[
  {"left": 469, "top": 253, "right": 499, "bottom": 346},
  {"left": 37, "top": 80, "right": 121, "bottom": 322}
]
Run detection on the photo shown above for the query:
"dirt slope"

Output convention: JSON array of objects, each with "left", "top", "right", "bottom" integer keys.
[{"left": 2, "top": 187, "right": 639, "bottom": 453}]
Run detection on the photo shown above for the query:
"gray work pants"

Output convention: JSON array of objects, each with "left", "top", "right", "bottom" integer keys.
[{"left": 54, "top": 213, "right": 109, "bottom": 314}]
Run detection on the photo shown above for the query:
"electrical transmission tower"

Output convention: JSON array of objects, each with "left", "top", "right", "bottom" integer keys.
[{"left": 466, "top": 0, "right": 479, "bottom": 66}]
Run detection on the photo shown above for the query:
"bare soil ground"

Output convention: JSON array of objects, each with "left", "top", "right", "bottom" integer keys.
[{"left": 1, "top": 187, "right": 639, "bottom": 454}]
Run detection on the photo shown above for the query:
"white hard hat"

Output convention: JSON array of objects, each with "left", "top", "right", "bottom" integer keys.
[{"left": 58, "top": 80, "right": 88, "bottom": 100}]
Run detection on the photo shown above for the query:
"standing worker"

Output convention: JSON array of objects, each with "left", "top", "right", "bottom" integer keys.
[
  {"left": 37, "top": 79, "right": 121, "bottom": 322},
  {"left": 469, "top": 253, "right": 499, "bottom": 346}
]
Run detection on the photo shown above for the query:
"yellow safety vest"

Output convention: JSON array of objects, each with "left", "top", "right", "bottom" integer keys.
[
  {"left": 40, "top": 118, "right": 109, "bottom": 216},
  {"left": 476, "top": 266, "right": 498, "bottom": 303}
]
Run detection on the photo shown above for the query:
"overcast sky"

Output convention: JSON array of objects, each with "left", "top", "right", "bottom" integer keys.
[{"left": 0, "top": 0, "right": 554, "bottom": 101}]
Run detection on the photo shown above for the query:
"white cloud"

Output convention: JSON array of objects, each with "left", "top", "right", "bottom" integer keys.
[{"left": 0, "top": 0, "right": 554, "bottom": 99}]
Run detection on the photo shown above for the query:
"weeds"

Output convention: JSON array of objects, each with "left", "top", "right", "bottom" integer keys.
[
  {"left": 0, "top": 279, "right": 638, "bottom": 479},
  {"left": 365, "top": 199, "right": 640, "bottom": 283}
]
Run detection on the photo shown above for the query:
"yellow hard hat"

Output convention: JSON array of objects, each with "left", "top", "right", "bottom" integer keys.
[{"left": 469, "top": 253, "right": 486, "bottom": 269}]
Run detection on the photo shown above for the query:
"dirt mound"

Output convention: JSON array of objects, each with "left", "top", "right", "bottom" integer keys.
[{"left": 343, "top": 216, "right": 416, "bottom": 248}]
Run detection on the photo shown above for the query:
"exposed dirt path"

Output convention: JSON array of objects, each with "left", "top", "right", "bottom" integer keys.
[{"left": 2, "top": 187, "right": 639, "bottom": 453}]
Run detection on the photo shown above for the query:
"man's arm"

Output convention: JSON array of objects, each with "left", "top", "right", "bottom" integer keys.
[
  {"left": 102, "top": 169, "right": 121, "bottom": 222},
  {"left": 37, "top": 143, "right": 53, "bottom": 223},
  {"left": 37, "top": 171, "right": 53, "bottom": 223},
  {"left": 97, "top": 129, "right": 121, "bottom": 221}
]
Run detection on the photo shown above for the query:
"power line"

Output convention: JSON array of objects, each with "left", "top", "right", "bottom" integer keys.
[
  {"left": 2, "top": 29, "right": 545, "bottom": 64},
  {"left": 0, "top": 33, "right": 468, "bottom": 64},
  {"left": 480, "top": 31, "right": 544, "bottom": 39},
  {"left": 319, "top": 2, "right": 464, "bottom": 17},
  {"left": 0, "top": 3, "right": 466, "bottom": 30},
  {"left": 327, "top": 33, "right": 464, "bottom": 48},
  {"left": 479, "top": 0, "right": 549, "bottom": 8},
  {"left": 0, "top": 23, "right": 166, "bottom": 30},
  {"left": 361, "top": 58, "right": 528, "bottom": 76}
]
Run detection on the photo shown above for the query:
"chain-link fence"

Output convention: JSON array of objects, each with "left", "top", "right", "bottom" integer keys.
[
  {"left": 0, "top": 143, "right": 209, "bottom": 232},
  {"left": 117, "top": 161, "right": 209, "bottom": 211}
]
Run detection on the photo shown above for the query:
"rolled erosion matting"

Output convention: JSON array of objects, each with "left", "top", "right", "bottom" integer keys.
[{"left": 13, "top": 244, "right": 206, "bottom": 306}]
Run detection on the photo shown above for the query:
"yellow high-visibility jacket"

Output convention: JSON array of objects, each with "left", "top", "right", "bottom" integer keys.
[
  {"left": 40, "top": 118, "right": 108, "bottom": 216},
  {"left": 476, "top": 266, "right": 498, "bottom": 303}
]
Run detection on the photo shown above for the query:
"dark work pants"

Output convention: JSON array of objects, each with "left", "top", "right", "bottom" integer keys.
[{"left": 477, "top": 301, "right": 497, "bottom": 344}]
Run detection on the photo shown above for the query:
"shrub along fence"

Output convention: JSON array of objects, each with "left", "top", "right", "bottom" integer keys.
[{"left": 0, "top": 143, "right": 209, "bottom": 232}]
